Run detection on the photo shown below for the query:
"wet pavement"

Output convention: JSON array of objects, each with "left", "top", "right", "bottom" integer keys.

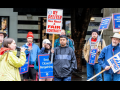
[
  {"left": 71, "top": 72, "right": 98, "bottom": 81},
  {"left": 72, "top": 72, "right": 87, "bottom": 81}
]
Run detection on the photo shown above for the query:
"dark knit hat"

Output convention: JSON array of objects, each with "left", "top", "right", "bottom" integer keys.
[{"left": 91, "top": 29, "right": 99, "bottom": 35}]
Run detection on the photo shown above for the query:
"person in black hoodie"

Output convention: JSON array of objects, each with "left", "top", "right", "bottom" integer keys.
[{"left": 51, "top": 35, "right": 77, "bottom": 81}]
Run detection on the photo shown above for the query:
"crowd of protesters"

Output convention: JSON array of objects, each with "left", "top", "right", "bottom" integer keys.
[
  {"left": 1, "top": 28, "right": 120, "bottom": 81},
  {"left": 0, "top": 29, "right": 76, "bottom": 81}
]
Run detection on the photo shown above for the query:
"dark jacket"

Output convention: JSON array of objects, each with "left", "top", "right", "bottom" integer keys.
[{"left": 50, "top": 45, "right": 77, "bottom": 78}]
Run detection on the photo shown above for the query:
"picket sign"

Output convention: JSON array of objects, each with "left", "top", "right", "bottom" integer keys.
[
  {"left": 46, "top": 9, "right": 63, "bottom": 63},
  {"left": 38, "top": 54, "right": 54, "bottom": 79}
]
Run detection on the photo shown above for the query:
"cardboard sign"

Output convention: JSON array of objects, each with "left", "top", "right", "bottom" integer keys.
[
  {"left": 98, "top": 17, "right": 111, "bottom": 31},
  {"left": 112, "top": 13, "right": 120, "bottom": 32},
  {"left": 46, "top": 9, "right": 63, "bottom": 34},
  {"left": 89, "top": 49, "right": 98, "bottom": 65},
  {"left": 19, "top": 54, "right": 29, "bottom": 74},
  {"left": 107, "top": 52, "right": 120, "bottom": 73},
  {"left": 38, "top": 54, "right": 54, "bottom": 79}
]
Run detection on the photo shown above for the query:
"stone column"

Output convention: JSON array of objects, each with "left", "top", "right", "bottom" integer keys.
[{"left": 103, "top": 8, "right": 120, "bottom": 45}]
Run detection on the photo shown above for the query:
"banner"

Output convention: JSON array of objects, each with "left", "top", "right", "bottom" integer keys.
[
  {"left": 38, "top": 54, "right": 54, "bottom": 79},
  {"left": 98, "top": 17, "right": 111, "bottom": 31},
  {"left": 19, "top": 54, "right": 29, "bottom": 74},
  {"left": 107, "top": 52, "right": 120, "bottom": 73},
  {"left": 46, "top": 9, "right": 63, "bottom": 34},
  {"left": 112, "top": 13, "right": 120, "bottom": 32}
]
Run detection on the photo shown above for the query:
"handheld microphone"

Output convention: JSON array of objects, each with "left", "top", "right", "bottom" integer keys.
[{"left": 16, "top": 46, "right": 29, "bottom": 50}]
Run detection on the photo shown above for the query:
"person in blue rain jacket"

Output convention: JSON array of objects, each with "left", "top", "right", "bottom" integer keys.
[{"left": 98, "top": 33, "right": 120, "bottom": 81}]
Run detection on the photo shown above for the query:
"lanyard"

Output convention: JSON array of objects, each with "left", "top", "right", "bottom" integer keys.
[
  {"left": 112, "top": 48, "right": 119, "bottom": 69},
  {"left": 112, "top": 48, "right": 114, "bottom": 56}
]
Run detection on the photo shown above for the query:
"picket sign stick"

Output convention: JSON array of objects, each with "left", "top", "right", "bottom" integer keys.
[
  {"left": 87, "top": 69, "right": 106, "bottom": 81},
  {"left": 51, "top": 34, "right": 55, "bottom": 63},
  {"left": 87, "top": 66, "right": 111, "bottom": 81},
  {"left": 96, "top": 30, "right": 104, "bottom": 48}
]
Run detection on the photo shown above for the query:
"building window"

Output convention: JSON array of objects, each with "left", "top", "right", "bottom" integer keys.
[
  {"left": 89, "top": 22, "right": 101, "bottom": 26},
  {"left": 0, "top": 16, "right": 9, "bottom": 38},
  {"left": 65, "top": 20, "right": 71, "bottom": 37}
]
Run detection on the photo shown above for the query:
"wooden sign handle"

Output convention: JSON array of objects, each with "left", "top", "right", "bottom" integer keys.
[
  {"left": 96, "top": 30, "right": 104, "bottom": 48},
  {"left": 87, "top": 69, "right": 106, "bottom": 81},
  {"left": 52, "top": 34, "right": 55, "bottom": 48},
  {"left": 87, "top": 66, "right": 111, "bottom": 81},
  {"left": 51, "top": 34, "right": 55, "bottom": 63}
]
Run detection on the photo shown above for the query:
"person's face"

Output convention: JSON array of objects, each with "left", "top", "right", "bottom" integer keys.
[
  {"left": 112, "top": 38, "right": 119, "bottom": 46},
  {"left": 92, "top": 32, "right": 98, "bottom": 39},
  {"left": 60, "top": 30, "right": 66, "bottom": 36},
  {"left": 27, "top": 37, "right": 33, "bottom": 43},
  {"left": 8, "top": 40, "right": 16, "bottom": 50},
  {"left": 45, "top": 44, "right": 50, "bottom": 49},
  {"left": 60, "top": 38, "right": 67, "bottom": 47},
  {"left": 0, "top": 34, "right": 4, "bottom": 43}
]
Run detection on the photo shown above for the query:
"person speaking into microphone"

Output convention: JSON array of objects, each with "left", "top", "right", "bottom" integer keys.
[{"left": 22, "top": 32, "right": 40, "bottom": 81}]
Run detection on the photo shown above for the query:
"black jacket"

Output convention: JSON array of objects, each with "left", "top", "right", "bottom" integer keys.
[{"left": 50, "top": 45, "right": 77, "bottom": 78}]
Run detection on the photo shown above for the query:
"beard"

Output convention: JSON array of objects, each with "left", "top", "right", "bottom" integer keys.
[
  {"left": 112, "top": 43, "right": 118, "bottom": 46},
  {"left": 61, "top": 43, "right": 66, "bottom": 47}
]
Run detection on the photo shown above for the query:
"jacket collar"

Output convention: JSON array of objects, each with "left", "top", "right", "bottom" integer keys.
[
  {"left": 25, "top": 43, "right": 34, "bottom": 46},
  {"left": 89, "top": 35, "right": 100, "bottom": 46}
]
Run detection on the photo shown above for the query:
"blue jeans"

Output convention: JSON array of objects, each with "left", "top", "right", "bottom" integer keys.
[
  {"left": 104, "top": 73, "right": 120, "bottom": 81},
  {"left": 54, "top": 77, "right": 71, "bottom": 81},
  {"left": 87, "top": 63, "right": 102, "bottom": 81}
]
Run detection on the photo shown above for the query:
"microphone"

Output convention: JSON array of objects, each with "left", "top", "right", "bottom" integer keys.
[{"left": 16, "top": 46, "right": 29, "bottom": 50}]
